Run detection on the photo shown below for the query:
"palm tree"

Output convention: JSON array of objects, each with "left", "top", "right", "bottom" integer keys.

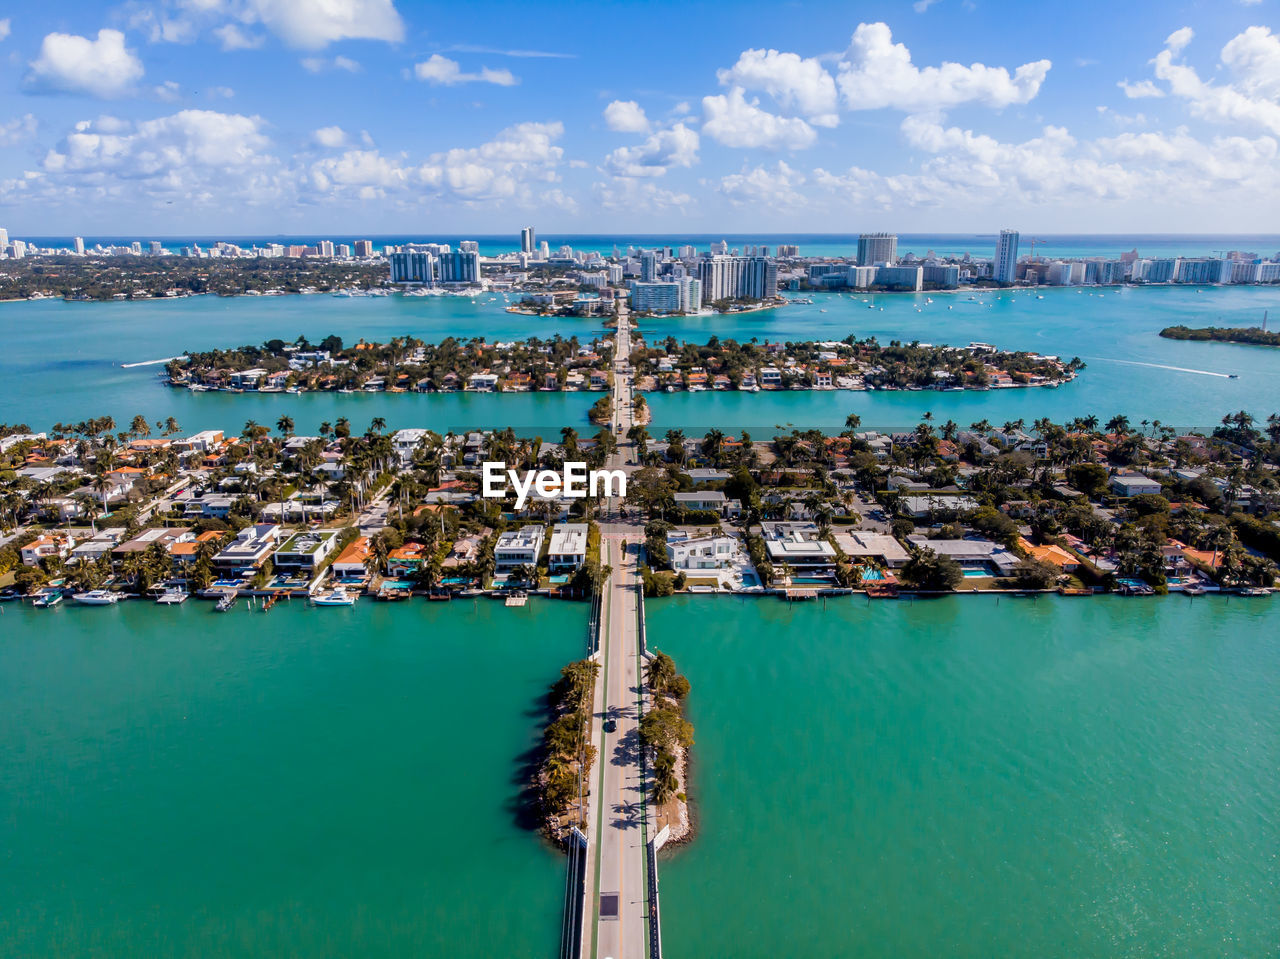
[{"left": 276, "top": 415, "right": 295, "bottom": 437}]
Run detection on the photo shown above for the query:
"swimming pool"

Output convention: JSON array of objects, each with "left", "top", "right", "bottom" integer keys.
[
  {"left": 961, "top": 567, "right": 993, "bottom": 578},
  {"left": 859, "top": 568, "right": 886, "bottom": 581}
]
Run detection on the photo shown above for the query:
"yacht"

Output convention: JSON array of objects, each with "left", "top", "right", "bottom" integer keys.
[
  {"left": 312, "top": 586, "right": 357, "bottom": 606},
  {"left": 215, "top": 591, "right": 238, "bottom": 612},
  {"left": 73, "top": 589, "right": 121, "bottom": 606}
]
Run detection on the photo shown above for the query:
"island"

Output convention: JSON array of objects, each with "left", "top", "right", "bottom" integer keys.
[{"left": 1159, "top": 325, "right": 1280, "bottom": 347}]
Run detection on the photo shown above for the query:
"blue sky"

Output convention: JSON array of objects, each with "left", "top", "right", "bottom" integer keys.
[{"left": 0, "top": 0, "right": 1278, "bottom": 235}]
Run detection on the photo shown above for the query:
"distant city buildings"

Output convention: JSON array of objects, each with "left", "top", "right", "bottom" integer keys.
[{"left": 520, "top": 226, "right": 536, "bottom": 254}]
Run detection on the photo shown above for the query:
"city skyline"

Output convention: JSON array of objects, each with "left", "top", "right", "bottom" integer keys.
[{"left": 0, "top": 1, "right": 1278, "bottom": 233}]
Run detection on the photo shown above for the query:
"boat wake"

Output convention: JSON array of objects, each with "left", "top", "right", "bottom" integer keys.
[
  {"left": 1084, "top": 357, "right": 1232, "bottom": 379},
  {"left": 122, "top": 355, "right": 187, "bottom": 368}
]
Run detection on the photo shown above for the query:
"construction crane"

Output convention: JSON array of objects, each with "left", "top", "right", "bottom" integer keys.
[{"left": 1026, "top": 237, "right": 1047, "bottom": 259}]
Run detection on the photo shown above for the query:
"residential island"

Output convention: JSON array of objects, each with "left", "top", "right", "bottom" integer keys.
[{"left": 162, "top": 333, "right": 1081, "bottom": 396}]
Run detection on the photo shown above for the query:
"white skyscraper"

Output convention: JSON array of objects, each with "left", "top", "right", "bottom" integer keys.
[
  {"left": 857, "top": 233, "right": 897, "bottom": 266},
  {"left": 520, "top": 227, "right": 536, "bottom": 254},
  {"left": 73, "top": 236, "right": 85, "bottom": 255},
  {"left": 994, "top": 230, "right": 1020, "bottom": 285}
]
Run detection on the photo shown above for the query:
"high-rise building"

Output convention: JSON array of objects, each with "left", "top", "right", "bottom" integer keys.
[
  {"left": 640, "top": 251, "right": 658, "bottom": 281},
  {"left": 389, "top": 251, "right": 435, "bottom": 284},
  {"left": 436, "top": 250, "right": 480, "bottom": 284},
  {"left": 698, "top": 255, "right": 776, "bottom": 303},
  {"left": 149, "top": 240, "right": 163, "bottom": 255},
  {"left": 0, "top": 228, "right": 8, "bottom": 249},
  {"left": 629, "top": 281, "right": 681, "bottom": 314},
  {"left": 539, "top": 240, "right": 549, "bottom": 259},
  {"left": 73, "top": 236, "right": 85, "bottom": 255},
  {"left": 459, "top": 240, "right": 479, "bottom": 253},
  {"left": 354, "top": 240, "right": 374, "bottom": 258},
  {"left": 994, "top": 230, "right": 1020, "bottom": 284},
  {"left": 857, "top": 233, "right": 897, "bottom": 267},
  {"left": 520, "top": 227, "right": 536, "bottom": 254},
  {"left": 316, "top": 240, "right": 335, "bottom": 258},
  {"left": 337, "top": 243, "right": 352, "bottom": 258}
]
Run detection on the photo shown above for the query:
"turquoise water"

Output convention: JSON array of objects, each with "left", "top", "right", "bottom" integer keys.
[
  {"left": 639, "top": 284, "right": 1280, "bottom": 433},
  {"left": 3, "top": 284, "right": 1279, "bottom": 434},
  {"left": 0, "top": 599, "right": 585, "bottom": 958},
  {"left": 651, "top": 595, "right": 1280, "bottom": 959}
]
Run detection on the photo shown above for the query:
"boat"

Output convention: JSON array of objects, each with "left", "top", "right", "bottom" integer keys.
[
  {"left": 1228, "top": 373, "right": 1239, "bottom": 379},
  {"left": 1181, "top": 585, "right": 1206, "bottom": 596},
  {"left": 32, "top": 589, "right": 63, "bottom": 608},
  {"left": 311, "top": 586, "right": 357, "bottom": 606},
  {"left": 156, "top": 588, "right": 188, "bottom": 604},
  {"left": 73, "top": 589, "right": 121, "bottom": 605},
  {"left": 1237, "top": 586, "right": 1271, "bottom": 597},
  {"left": 215, "top": 592, "right": 238, "bottom": 611}
]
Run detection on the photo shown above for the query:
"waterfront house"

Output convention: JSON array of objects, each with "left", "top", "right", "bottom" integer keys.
[
  {"left": 760, "top": 522, "right": 837, "bottom": 570},
  {"left": 468, "top": 372, "right": 499, "bottom": 392},
  {"left": 273, "top": 529, "right": 341, "bottom": 571},
  {"left": 1019, "top": 538, "right": 1081, "bottom": 573},
  {"left": 213, "top": 524, "right": 282, "bottom": 572},
  {"left": 387, "top": 542, "right": 429, "bottom": 576},
  {"left": 665, "top": 530, "right": 737, "bottom": 571},
  {"left": 391, "top": 428, "right": 432, "bottom": 466},
  {"left": 834, "top": 530, "right": 911, "bottom": 568},
  {"left": 547, "top": 523, "right": 589, "bottom": 572},
  {"left": 673, "top": 490, "right": 740, "bottom": 518},
  {"left": 494, "top": 525, "right": 545, "bottom": 570},
  {"left": 907, "top": 535, "right": 1020, "bottom": 577},
  {"left": 331, "top": 537, "right": 371, "bottom": 578},
  {"left": 444, "top": 534, "right": 483, "bottom": 569}
]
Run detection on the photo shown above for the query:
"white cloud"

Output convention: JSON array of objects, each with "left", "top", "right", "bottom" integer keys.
[
  {"left": 413, "top": 54, "right": 518, "bottom": 87},
  {"left": 807, "top": 112, "right": 1279, "bottom": 214},
  {"left": 0, "top": 114, "right": 38, "bottom": 146},
  {"left": 0, "top": 19, "right": 10, "bottom": 42},
  {"left": 913, "top": 0, "right": 943, "bottom": 12},
  {"left": 716, "top": 48, "right": 839, "bottom": 127},
  {"left": 836, "top": 22, "right": 1050, "bottom": 111},
  {"left": 25, "top": 29, "right": 145, "bottom": 99},
  {"left": 154, "top": 80, "right": 182, "bottom": 102},
  {"left": 207, "top": 86, "right": 236, "bottom": 99},
  {"left": 719, "top": 161, "right": 807, "bottom": 207},
  {"left": 309, "top": 121, "right": 567, "bottom": 203},
  {"left": 1153, "top": 26, "right": 1280, "bottom": 135},
  {"left": 1221, "top": 26, "right": 1280, "bottom": 98},
  {"left": 603, "top": 122, "right": 699, "bottom": 177},
  {"left": 40, "top": 110, "right": 285, "bottom": 208},
  {"left": 213, "top": 23, "right": 264, "bottom": 51},
  {"left": 240, "top": 0, "right": 403, "bottom": 49},
  {"left": 593, "top": 179, "right": 693, "bottom": 214},
  {"left": 1118, "top": 79, "right": 1164, "bottom": 99},
  {"left": 301, "top": 54, "right": 361, "bottom": 73},
  {"left": 444, "top": 44, "right": 575, "bottom": 59},
  {"left": 603, "top": 100, "right": 650, "bottom": 133},
  {"left": 134, "top": 0, "right": 404, "bottom": 50},
  {"left": 312, "top": 125, "right": 348, "bottom": 148},
  {"left": 702, "top": 88, "right": 817, "bottom": 150}
]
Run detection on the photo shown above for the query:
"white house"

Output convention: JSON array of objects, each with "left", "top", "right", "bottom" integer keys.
[
  {"left": 213, "top": 524, "right": 282, "bottom": 571},
  {"left": 760, "top": 522, "right": 837, "bottom": 568},
  {"left": 495, "top": 525, "right": 545, "bottom": 569},
  {"left": 665, "top": 531, "right": 737, "bottom": 570},
  {"left": 1110, "top": 473, "right": 1161, "bottom": 497},
  {"left": 547, "top": 523, "right": 588, "bottom": 572}
]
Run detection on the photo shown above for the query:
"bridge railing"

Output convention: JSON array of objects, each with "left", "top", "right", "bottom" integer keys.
[{"left": 560, "top": 827, "right": 588, "bottom": 959}]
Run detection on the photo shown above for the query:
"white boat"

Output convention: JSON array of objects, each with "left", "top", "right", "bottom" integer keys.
[
  {"left": 156, "top": 588, "right": 188, "bottom": 605},
  {"left": 215, "top": 591, "right": 238, "bottom": 612},
  {"left": 33, "top": 590, "right": 63, "bottom": 608},
  {"left": 311, "top": 586, "right": 357, "bottom": 606},
  {"left": 73, "top": 590, "right": 121, "bottom": 606}
]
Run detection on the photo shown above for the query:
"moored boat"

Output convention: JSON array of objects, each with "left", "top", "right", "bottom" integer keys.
[
  {"left": 73, "top": 589, "right": 121, "bottom": 606},
  {"left": 311, "top": 586, "right": 357, "bottom": 606}
]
